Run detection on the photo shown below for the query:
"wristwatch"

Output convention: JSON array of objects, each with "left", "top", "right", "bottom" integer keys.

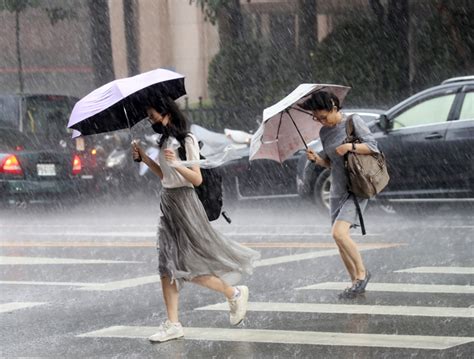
[{"left": 352, "top": 143, "right": 356, "bottom": 152}]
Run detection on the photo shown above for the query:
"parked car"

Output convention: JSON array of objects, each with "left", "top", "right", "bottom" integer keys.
[
  {"left": 0, "top": 94, "right": 105, "bottom": 193},
  {"left": 0, "top": 127, "right": 82, "bottom": 207},
  {"left": 298, "top": 76, "right": 474, "bottom": 209},
  {"left": 220, "top": 109, "right": 383, "bottom": 201}
]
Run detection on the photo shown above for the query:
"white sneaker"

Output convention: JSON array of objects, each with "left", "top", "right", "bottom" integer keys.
[
  {"left": 227, "top": 285, "right": 249, "bottom": 326},
  {"left": 148, "top": 320, "right": 184, "bottom": 343}
]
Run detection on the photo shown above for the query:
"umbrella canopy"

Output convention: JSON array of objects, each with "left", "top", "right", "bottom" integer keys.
[
  {"left": 249, "top": 83, "right": 350, "bottom": 163},
  {"left": 68, "top": 68, "right": 186, "bottom": 138}
]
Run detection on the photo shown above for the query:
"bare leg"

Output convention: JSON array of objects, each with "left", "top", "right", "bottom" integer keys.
[
  {"left": 336, "top": 242, "right": 357, "bottom": 283},
  {"left": 161, "top": 276, "right": 179, "bottom": 323},
  {"left": 191, "top": 275, "right": 235, "bottom": 299},
  {"left": 332, "top": 220, "right": 366, "bottom": 280}
]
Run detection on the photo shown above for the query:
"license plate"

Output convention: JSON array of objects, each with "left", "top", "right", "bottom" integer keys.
[{"left": 37, "top": 164, "right": 56, "bottom": 176}]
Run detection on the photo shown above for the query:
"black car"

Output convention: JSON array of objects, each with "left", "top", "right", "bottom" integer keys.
[
  {"left": 220, "top": 109, "right": 383, "bottom": 201},
  {"left": 0, "top": 127, "right": 82, "bottom": 207},
  {"left": 298, "top": 76, "right": 474, "bottom": 209}
]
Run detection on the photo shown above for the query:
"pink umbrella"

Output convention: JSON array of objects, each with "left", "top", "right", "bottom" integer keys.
[{"left": 249, "top": 84, "right": 350, "bottom": 163}]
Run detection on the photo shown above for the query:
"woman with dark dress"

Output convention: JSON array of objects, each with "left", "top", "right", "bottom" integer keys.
[{"left": 301, "top": 91, "right": 379, "bottom": 298}]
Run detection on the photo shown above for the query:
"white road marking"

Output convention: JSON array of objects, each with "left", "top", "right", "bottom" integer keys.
[
  {"left": 255, "top": 249, "right": 340, "bottom": 267},
  {"left": 254, "top": 247, "right": 384, "bottom": 267},
  {"left": 296, "top": 282, "right": 474, "bottom": 294},
  {"left": 0, "top": 224, "right": 329, "bottom": 229},
  {"left": 9, "top": 231, "right": 380, "bottom": 237},
  {"left": 395, "top": 267, "right": 474, "bottom": 275},
  {"left": 77, "top": 325, "right": 474, "bottom": 350},
  {"left": 0, "top": 281, "right": 97, "bottom": 287},
  {"left": 0, "top": 302, "right": 46, "bottom": 314},
  {"left": 195, "top": 302, "right": 474, "bottom": 318},
  {"left": 0, "top": 275, "right": 161, "bottom": 291},
  {"left": 76, "top": 275, "right": 161, "bottom": 291},
  {"left": 0, "top": 247, "right": 392, "bottom": 291},
  {"left": 0, "top": 256, "right": 142, "bottom": 265}
]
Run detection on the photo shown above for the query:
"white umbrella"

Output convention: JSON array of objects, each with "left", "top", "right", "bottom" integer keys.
[{"left": 249, "top": 83, "right": 350, "bottom": 163}]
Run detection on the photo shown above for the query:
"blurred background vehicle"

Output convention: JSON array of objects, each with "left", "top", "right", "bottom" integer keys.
[
  {"left": 0, "top": 93, "right": 105, "bottom": 194},
  {"left": 298, "top": 76, "right": 474, "bottom": 211},
  {"left": 0, "top": 127, "right": 82, "bottom": 207}
]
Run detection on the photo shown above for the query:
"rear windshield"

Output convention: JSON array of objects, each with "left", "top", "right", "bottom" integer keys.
[
  {"left": 23, "top": 95, "right": 77, "bottom": 141},
  {"left": 0, "top": 129, "right": 38, "bottom": 151}
]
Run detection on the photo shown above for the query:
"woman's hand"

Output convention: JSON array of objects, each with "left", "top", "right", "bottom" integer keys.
[
  {"left": 163, "top": 148, "right": 177, "bottom": 163},
  {"left": 306, "top": 149, "right": 318, "bottom": 162},
  {"left": 307, "top": 149, "right": 331, "bottom": 168},
  {"left": 131, "top": 141, "right": 144, "bottom": 161},
  {"left": 335, "top": 143, "right": 352, "bottom": 156}
]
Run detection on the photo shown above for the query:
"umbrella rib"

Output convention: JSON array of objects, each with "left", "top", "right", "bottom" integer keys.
[
  {"left": 276, "top": 112, "right": 283, "bottom": 141},
  {"left": 285, "top": 109, "right": 308, "bottom": 150}
]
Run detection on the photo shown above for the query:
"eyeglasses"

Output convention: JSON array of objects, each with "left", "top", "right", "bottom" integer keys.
[{"left": 312, "top": 115, "right": 328, "bottom": 123}]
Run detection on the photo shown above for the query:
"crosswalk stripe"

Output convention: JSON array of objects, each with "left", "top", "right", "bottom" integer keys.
[
  {"left": 254, "top": 245, "right": 399, "bottom": 267},
  {"left": 9, "top": 231, "right": 381, "bottom": 237},
  {"left": 395, "top": 267, "right": 474, "bottom": 275},
  {"left": 0, "top": 275, "right": 161, "bottom": 291},
  {"left": 0, "top": 281, "right": 97, "bottom": 287},
  {"left": 0, "top": 256, "right": 142, "bottom": 265},
  {"left": 195, "top": 302, "right": 474, "bottom": 318},
  {"left": 296, "top": 282, "right": 474, "bottom": 294},
  {"left": 77, "top": 325, "right": 474, "bottom": 350},
  {"left": 0, "top": 247, "right": 400, "bottom": 291},
  {"left": 0, "top": 302, "right": 46, "bottom": 314},
  {"left": 76, "top": 275, "right": 161, "bottom": 291},
  {"left": 0, "top": 241, "right": 403, "bottom": 249}
]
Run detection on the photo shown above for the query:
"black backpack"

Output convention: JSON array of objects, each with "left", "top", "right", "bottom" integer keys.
[{"left": 178, "top": 135, "right": 230, "bottom": 223}]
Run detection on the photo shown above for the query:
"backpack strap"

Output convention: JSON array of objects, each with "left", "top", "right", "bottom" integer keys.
[
  {"left": 345, "top": 114, "right": 355, "bottom": 138},
  {"left": 343, "top": 115, "right": 367, "bottom": 235}
]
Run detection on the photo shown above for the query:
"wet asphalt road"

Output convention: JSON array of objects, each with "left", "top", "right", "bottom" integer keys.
[{"left": 0, "top": 195, "right": 473, "bottom": 358}]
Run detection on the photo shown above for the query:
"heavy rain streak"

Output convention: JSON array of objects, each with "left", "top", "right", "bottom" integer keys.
[{"left": 0, "top": 0, "right": 473, "bottom": 357}]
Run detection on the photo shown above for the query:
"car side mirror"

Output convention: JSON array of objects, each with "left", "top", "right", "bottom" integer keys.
[{"left": 378, "top": 114, "right": 390, "bottom": 133}]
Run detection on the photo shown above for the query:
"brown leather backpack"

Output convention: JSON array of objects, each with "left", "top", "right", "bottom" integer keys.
[{"left": 344, "top": 116, "right": 390, "bottom": 199}]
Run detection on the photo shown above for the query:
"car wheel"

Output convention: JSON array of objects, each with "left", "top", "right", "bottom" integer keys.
[{"left": 313, "top": 169, "right": 331, "bottom": 211}]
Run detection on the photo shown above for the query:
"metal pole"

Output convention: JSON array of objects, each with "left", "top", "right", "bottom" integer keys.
[{"left": 124, "top": 105, "right": 141, "bottom": 162}]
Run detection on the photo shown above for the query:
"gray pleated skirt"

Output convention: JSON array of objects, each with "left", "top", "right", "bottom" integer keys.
[{"left": 157, "top": 186, "right": 260, "bottom": 290}]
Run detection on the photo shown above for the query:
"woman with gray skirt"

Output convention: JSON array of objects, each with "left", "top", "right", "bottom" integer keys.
[
  {"left": 132, "top": 97, "right": 260, "bottom": 343},
  {"left": 301, "top": 91, "right": 379, "bottom": 299}
]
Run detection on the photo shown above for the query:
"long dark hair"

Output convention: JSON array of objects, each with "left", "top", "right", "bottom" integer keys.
[
  {"left": 146, "top": 96, "right": 189, "bottom": 148},
  {"left": 299, "top": 91, "right": 341, "bottom": 112}
]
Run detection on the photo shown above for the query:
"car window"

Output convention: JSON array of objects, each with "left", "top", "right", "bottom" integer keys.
[
  {"left": 23, "top": 96, "right": 75, "bottom": 138},
  {"left": 459, "top": 92, "right": 474, "bottom": 121},
  {"left": 392, "top": 94, "right": 456, "bottom": 129}
]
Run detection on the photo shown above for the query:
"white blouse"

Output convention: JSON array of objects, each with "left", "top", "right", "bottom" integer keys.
[{"left": 158, "top": 133, "right": 200, "bottom": 188}]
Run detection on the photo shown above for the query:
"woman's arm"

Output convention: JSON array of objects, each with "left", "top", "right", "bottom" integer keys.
[
  {"left": 163, "top": 148, "right": 202, "bottom": 186},
  {"left": 336, "top": 115, "right": 380, "bottom": 156},
  {"left": 132, "top": 142, "right": 164, "bottom": 179},
  {"left": 335, "top": 143, "right": 373, "bottom": 156},
  {"left": 306, "top": 149, "right": 331, "bottom": 168}
]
